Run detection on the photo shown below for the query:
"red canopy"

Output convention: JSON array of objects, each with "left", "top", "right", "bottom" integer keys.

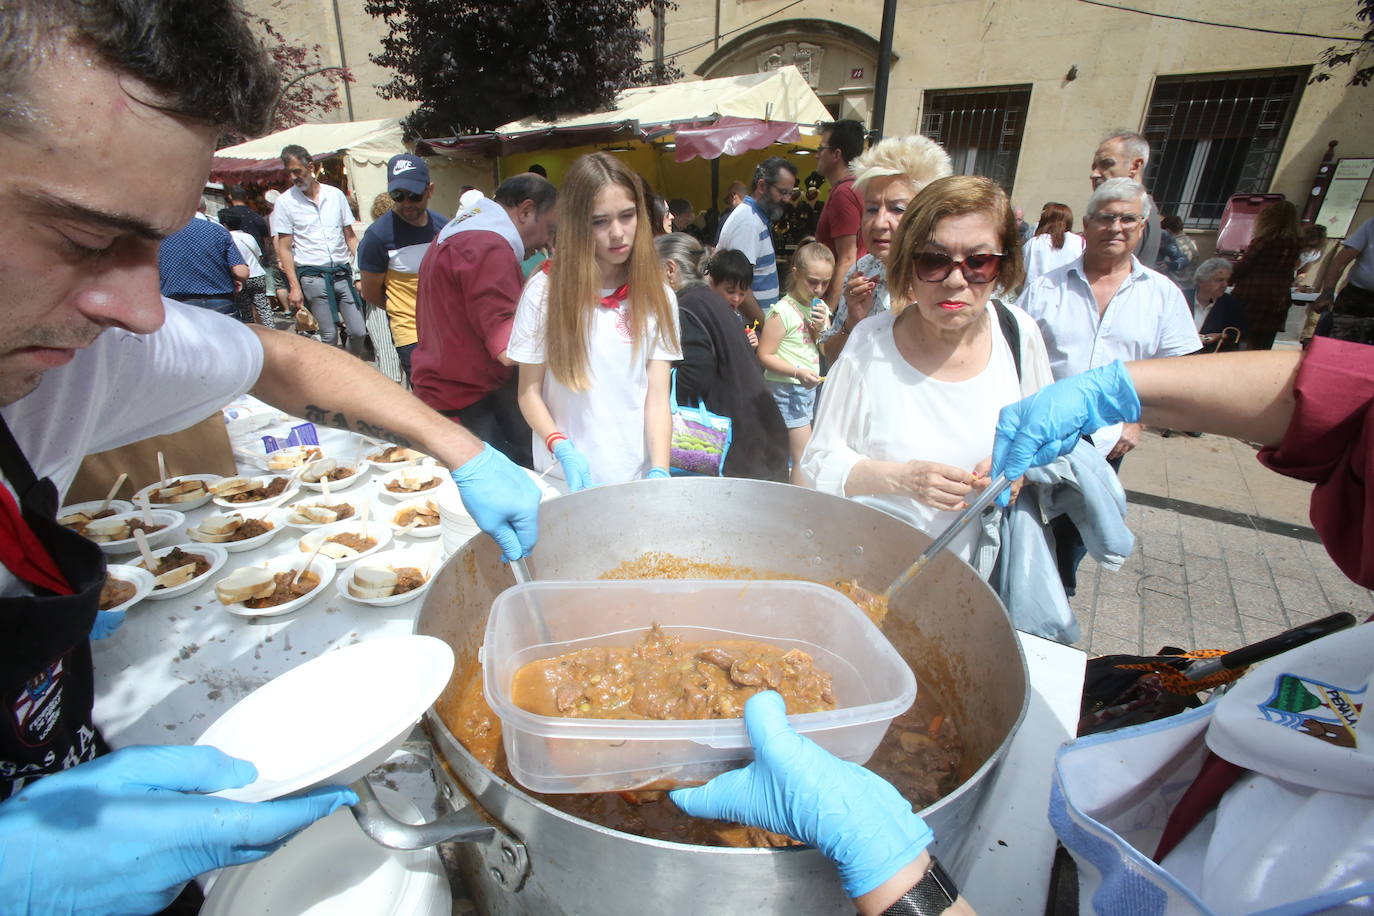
[{"left": 671, "top": 116, "right": 802, "bottom": 163}]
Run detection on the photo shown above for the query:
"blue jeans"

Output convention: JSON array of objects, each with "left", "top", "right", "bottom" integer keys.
[{"left": 179, "top": 296, "right": 237, "bottom": 317}]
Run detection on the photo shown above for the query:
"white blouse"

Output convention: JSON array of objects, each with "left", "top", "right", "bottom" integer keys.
[{"left": 802, "top": 303, "right": 1053, "bottom": 566}]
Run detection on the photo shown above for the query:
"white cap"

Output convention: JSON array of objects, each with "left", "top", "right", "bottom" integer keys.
[{"left": 459, "top": 189, "right": 485, "bottom": 210}]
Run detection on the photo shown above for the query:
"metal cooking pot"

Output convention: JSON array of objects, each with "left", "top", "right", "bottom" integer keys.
[{"left": 366, "top": 479, "right": 1028, "bottom": 915}]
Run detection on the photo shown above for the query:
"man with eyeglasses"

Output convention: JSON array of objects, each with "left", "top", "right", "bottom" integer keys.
[
  {"left": 1018, "top": 176, "right": 1199, "bottom": 593},
  {"left": 359, "top": 154, "right": 447, "bottom": 383},
  {"left": 716, "top": 156, "right": 798, "bottom": 327},
  {"left": 272, "top": 143, "right": 369, "bottom": 356}
]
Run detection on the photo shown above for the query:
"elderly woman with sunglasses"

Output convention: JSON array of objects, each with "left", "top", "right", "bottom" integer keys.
[
  {"left": 820, "top": 135, "right": 954, "bottom": 362},
  {"left": 802, "top": 175, "right": 1055, "bottom": 568}
]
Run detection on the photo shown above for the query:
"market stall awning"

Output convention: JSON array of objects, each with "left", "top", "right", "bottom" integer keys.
[
  {"left": 421, "top": 66, "right": 831, "bottom": 162},
  {"left": 210, "top": 117, "right": 405, "bottom": 183}
]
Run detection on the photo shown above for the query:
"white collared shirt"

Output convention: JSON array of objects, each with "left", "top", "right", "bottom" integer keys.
[
  {"left": 1018, "top": 254, "right": 1200, "bottom": 453},
  {"left": 270, "top": 183, "right": 354, "bottom": 266}
]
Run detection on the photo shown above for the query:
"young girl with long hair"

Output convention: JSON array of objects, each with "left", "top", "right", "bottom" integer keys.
[{"left": 508, "top": 153, "right": 682, "bottom": 490}]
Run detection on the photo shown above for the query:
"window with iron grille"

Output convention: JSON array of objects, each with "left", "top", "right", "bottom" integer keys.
[
  {"left": 920, "top": 85, "right": 1032, "bottom": 195},
  {"left": 1143, "top": 67, "right": 1308, "bottom": 229}
]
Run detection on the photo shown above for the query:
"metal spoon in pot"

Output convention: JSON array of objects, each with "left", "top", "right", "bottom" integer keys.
[{"left": 845, "top": 474, "right": 1013, "bottom": 624}]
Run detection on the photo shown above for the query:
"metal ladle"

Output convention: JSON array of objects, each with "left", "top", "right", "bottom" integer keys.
[{"left": 883, "top": 474, "right": 1011, "bottom": 602}]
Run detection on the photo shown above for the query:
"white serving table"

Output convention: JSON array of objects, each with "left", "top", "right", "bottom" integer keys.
[{"left": 89, "top": 420, "right": 1085, "bottom": 914}]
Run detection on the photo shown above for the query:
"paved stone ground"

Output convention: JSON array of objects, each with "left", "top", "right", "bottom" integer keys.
[
  {"left": 1070, "top": 308, "right": 1373, "bottom": 657},
  {"left": 1072, "top": 308, "right": 1373, "bottom": 657}
]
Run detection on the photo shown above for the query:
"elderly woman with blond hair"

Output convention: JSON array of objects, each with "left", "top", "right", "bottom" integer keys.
[
  {"left": 803, "top": 175, "right": 1055, "bottom": 569},
  {"left": 820, "top": 134, "right": 953, "bottom": 361}
]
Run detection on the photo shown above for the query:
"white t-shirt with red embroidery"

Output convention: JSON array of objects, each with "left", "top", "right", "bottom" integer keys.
[{"left": 507, "top": 269, "right": 681, "bottom": 485}]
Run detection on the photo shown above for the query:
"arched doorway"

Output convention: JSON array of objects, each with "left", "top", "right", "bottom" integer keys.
[{"left": 695, "top": 19, "right": 886, "bottom": 127}]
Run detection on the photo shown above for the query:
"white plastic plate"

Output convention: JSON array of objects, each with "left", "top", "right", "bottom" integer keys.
[
  {"left": 296, "top": 520, "right": 392, "bottom": 567},
  {"left": 88, "top": 510, "right": 185, "bottom": 557},
  {"left": 132, "top": 473, "right": 221, "bottom": 510},
  {"left": 132, "top": 543, "right": 228, "bottom": 601},
  {"left": 216, "top": 551, "right": 335, "bottom": 619},
  {"left": 338, "top": 547, "right": 443, "bottom": 607},
  {"left": 195, "top": 636, "right": 455, "bottom": 803}
]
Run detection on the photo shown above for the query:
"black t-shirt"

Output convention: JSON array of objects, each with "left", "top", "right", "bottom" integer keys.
[
  {"left": 674, "top": 285, "right": 789, "bottom": 482},
  {"left": 221, "top": 205, "right": 271, "bottom": 260}
]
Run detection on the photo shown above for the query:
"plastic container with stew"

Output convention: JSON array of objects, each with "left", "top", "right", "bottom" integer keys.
[{"left": 481, "top": 579, "right": 916, "bottom": 794}]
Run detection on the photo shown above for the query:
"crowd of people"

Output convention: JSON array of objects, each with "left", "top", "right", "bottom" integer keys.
[{"left": 157, "top": 117, "right": 1374, "bottom": 615}]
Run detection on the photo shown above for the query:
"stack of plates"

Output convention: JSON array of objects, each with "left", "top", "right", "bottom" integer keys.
[
  {"left": 195, "top": 636, "right": 456, "bottom": 914},
  {"left": 200, "top": 784, "right": 450, "bottom": 915},
  {"left": 433, "top": 483, "right": 481, "bottom": 555}
]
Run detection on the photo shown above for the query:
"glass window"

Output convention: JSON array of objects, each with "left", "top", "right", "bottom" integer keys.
[
  {"left": 920, "top": 85, "right": 1032, "bottom": 194},
  {"left": 1143, "top": 68, "right": 1308, "bottom": 229}
]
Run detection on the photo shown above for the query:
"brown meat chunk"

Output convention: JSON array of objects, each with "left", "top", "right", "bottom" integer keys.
[
  {"left": 326, "top": 532, "right": 376, "bottom": 552},
  {"left": 244, "top": 570, "right": 320, "bottom": 609},
  {"left": 99, "top": 576, "right": 136, "bottom": 610}
]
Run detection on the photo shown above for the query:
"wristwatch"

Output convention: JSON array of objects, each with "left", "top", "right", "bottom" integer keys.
[{"left": 879, "top": 856, "right": 958, "bottom": 915}]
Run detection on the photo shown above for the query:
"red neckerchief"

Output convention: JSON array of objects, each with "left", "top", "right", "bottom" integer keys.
[
  {"left": 599, "top": 284, "right": 629, "bottom": 309},
  {"left": 0, "top": 484, "right": 73, "bottom": 595}
]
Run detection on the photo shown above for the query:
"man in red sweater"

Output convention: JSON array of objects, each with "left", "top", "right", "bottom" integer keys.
[
  {"left": 814, "top": 119, "right": 868, "bottom": 311},
  {"left": 411, "top": 174, "right": 557, "bottom": 467}
]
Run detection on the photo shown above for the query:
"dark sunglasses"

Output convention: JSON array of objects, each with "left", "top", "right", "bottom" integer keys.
[
  {"left": 913, "top": 251, "right": 1005, "bottom": 284},
  {"left": 389, "top": 190, "right": 424, "bottom": 203}
]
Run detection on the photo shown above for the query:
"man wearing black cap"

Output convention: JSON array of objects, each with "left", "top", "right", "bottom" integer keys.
[{"left": 359, "top": 153, "right": 446, "bottom": 383}]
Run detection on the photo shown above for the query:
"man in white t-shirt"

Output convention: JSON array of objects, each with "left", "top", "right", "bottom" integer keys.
[
  {"left": 0, "top": 2, "right": 541, "bottom": 908},
  {"left": 271, "top": 144, "right": 368, "bottom": 355},
  {"left": 716, "top": 156, "right": 798, "bottom": 327},
  {"left": 1018, "top": 177, "right": 1199, "bottom": 593}
]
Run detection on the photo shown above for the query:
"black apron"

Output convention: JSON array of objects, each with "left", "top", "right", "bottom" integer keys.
[{"left": 0, "top": 414, "right": 108, "bottom": 801}]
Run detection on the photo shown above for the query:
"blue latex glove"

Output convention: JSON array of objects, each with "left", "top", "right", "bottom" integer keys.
[
  {"left": 645, "top": 466, "right": 671, "bottom": 480},
  {"left": 450, "top": 444, "right": 541, "bottom": 561},
  {"left": 551, "top": 439, "right": 594, "bottom": 492},
  {"left": 669, "top": 692, "right": 933, "bottom": 898},
  {"left": 990, "top": 360, "right": 1142, "bottom": 500},
  {"left": 0, "top": 745, "right": 356, "bottom": 915},
  {"left": 91, "top": 609, "right": 124, "bottom": 640}
]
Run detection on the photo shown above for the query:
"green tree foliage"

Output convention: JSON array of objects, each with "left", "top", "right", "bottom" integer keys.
[
  {"left": 364, "top": 0, "right": 679, "bottom": 136},
  {"left": 1313, "top": 0, "right": 1374, "bottom": 87}
]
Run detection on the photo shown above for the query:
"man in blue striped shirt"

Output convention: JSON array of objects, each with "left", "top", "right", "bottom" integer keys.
[{"left": 716, "top": 157, "right": 797, "bottom": 327}]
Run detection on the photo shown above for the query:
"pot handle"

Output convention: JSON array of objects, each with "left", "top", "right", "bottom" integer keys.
[{"left": 348, "top": 777, "right": 496, "bottom": 849}]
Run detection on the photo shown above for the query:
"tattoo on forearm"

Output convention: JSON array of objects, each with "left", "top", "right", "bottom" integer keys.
[{"left": 303, "top": 405, "right": 415, "bottom": 447}]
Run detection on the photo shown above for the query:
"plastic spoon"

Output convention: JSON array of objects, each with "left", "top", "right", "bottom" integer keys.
[
  {"left": 98, "top": 473, "right": 128, "bottom": 514},
  {"left": 132, "top": 528, "right": 158, "bottom": 571},
  {"left": 156, "top": 451, "right": 169, "bottom": 490},
  {"left": 135, "top": 492, "right": 154, "bottom": 527},
  {"left": 293, "top": 538, "right": 326, "bottom": 588}
]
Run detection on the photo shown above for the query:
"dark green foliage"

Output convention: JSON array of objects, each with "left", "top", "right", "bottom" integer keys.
[{"left": 365, "top": 0, "right": 681, "bottom": 136}]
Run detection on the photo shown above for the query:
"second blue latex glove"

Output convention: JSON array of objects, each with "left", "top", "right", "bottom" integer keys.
[
  {"left": 450, "top": 444, "right": 541, "bottom": 561},
  {"left": 669, "top": 691, "right": 933, "bottom": 898},
  {"left": 551, "top": 439, "right": 594, "bottom": 492},
  {"left": 991, "top": 360, "right": 1142, "bottom": 490},
  {"left": 645, "top": 467, "right": 670, "bottom": 480},
  {"left": 0, "top": 745, "right": 355, "bottom": 916}
]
